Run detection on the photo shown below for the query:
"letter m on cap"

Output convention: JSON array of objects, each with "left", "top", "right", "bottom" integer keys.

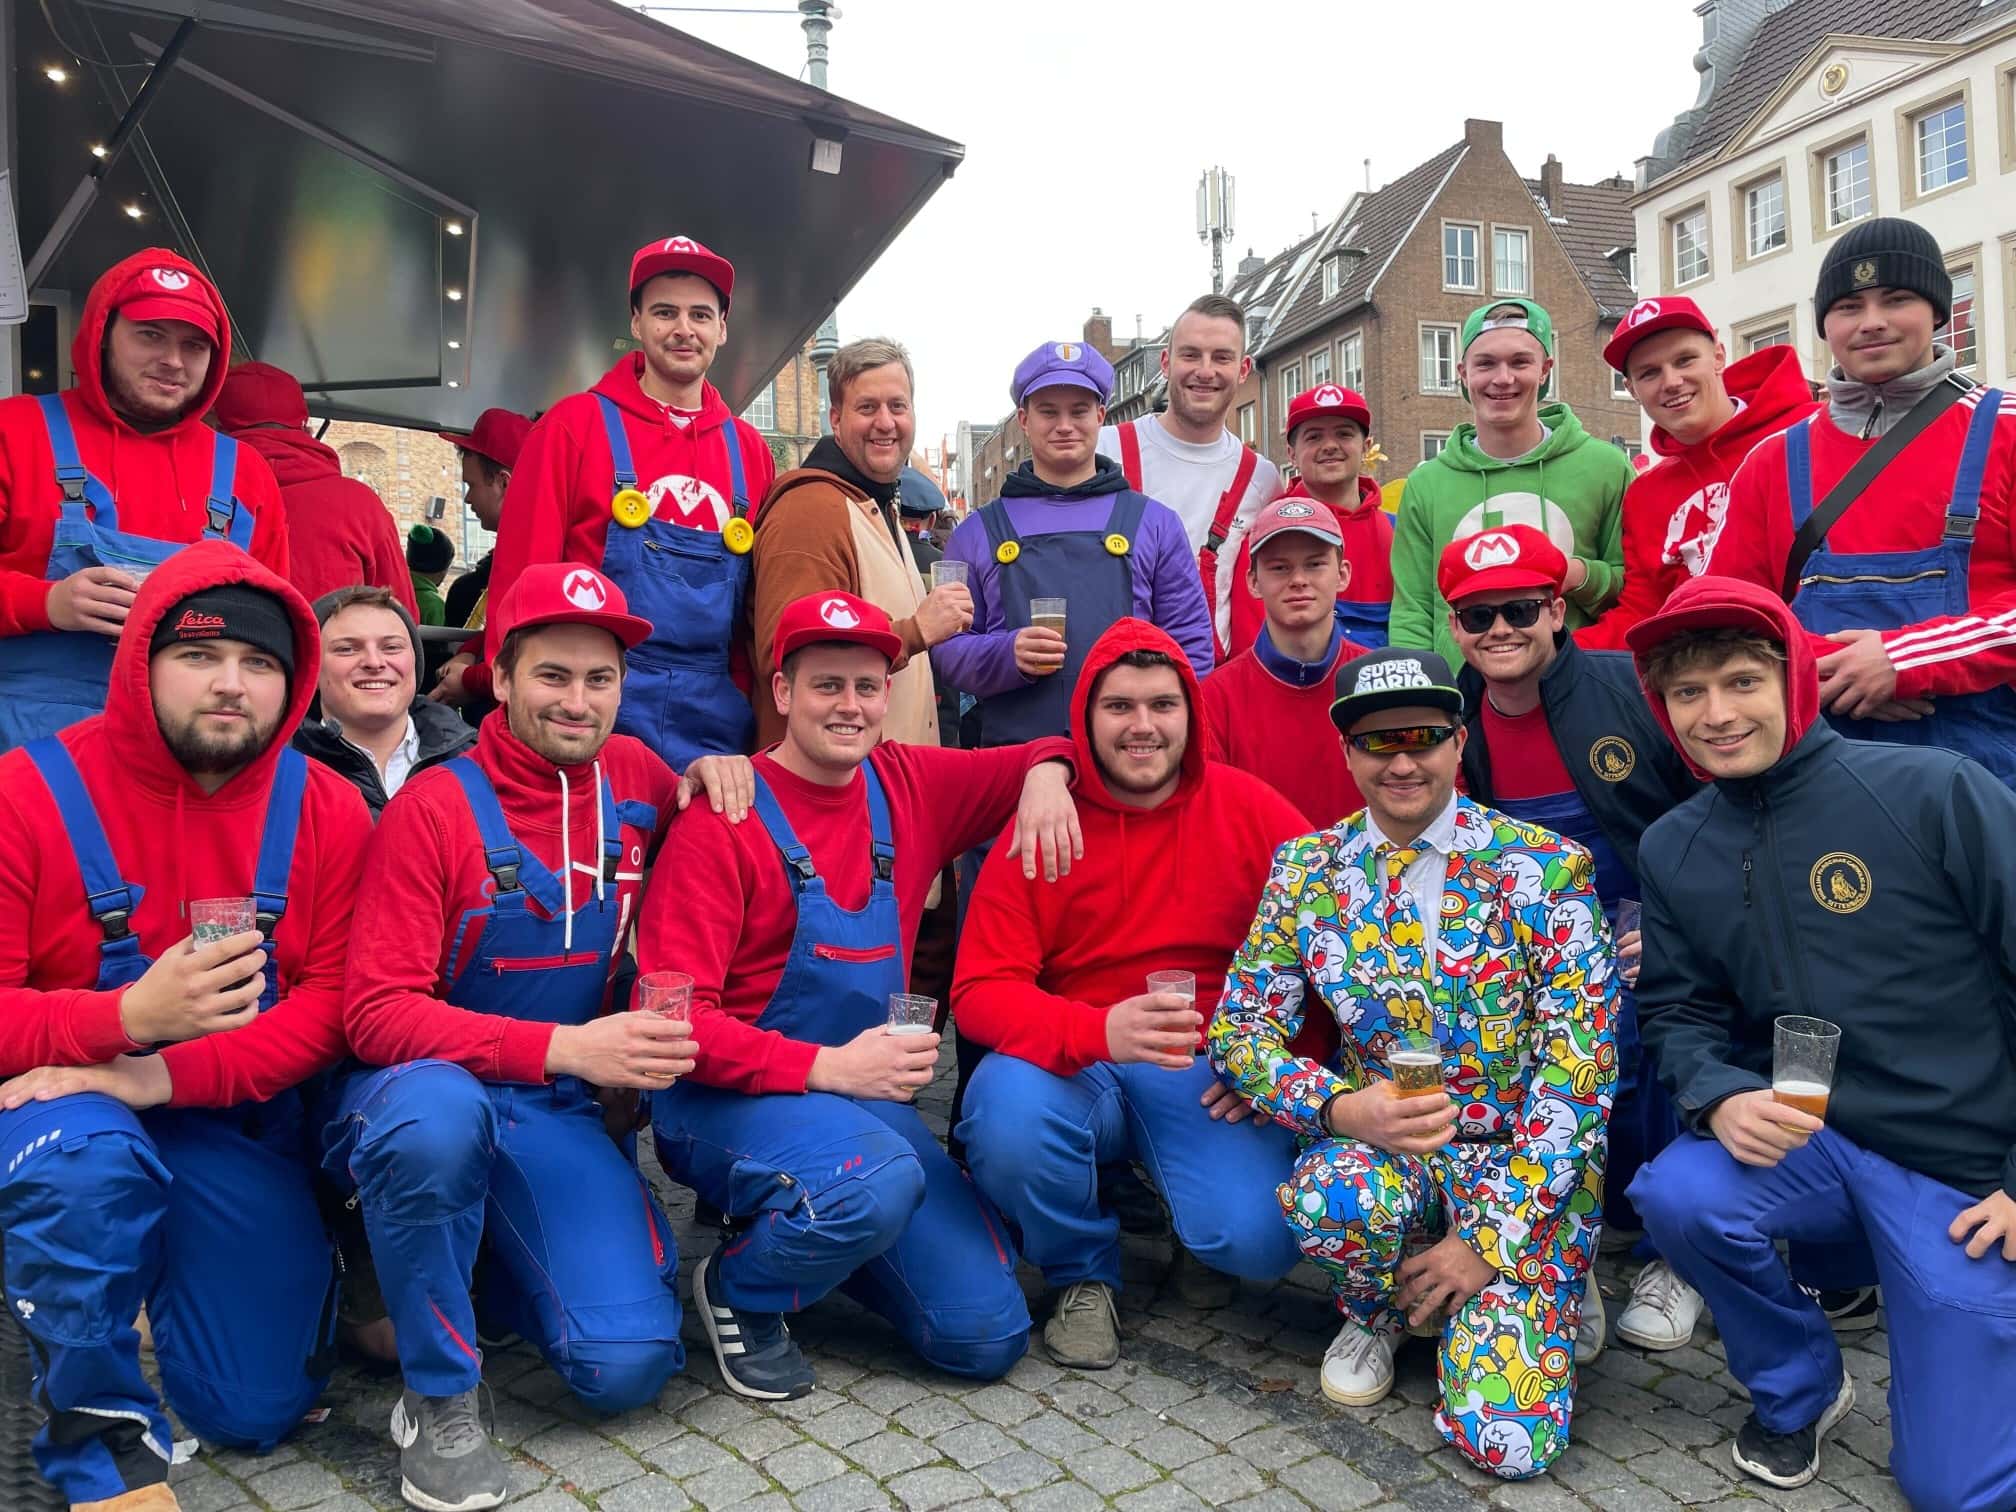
[{"left": 1463, "top": 531, "right": 1521, "bottom": 570}]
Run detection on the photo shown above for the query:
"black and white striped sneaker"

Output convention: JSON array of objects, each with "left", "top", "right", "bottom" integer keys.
[
  {"left": 1799, "top": 1284, "right": 1881, "bottom": 1333},
  {"left": 692, "top": 1251, "right": 815, "bottom": 1401}
]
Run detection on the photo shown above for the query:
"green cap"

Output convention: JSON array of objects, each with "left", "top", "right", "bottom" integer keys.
[{"left": 1460, "top": 298, "right": 1554, "bottom": 358}]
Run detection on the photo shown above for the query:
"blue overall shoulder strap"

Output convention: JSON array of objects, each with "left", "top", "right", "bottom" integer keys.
[
  {"left": 595, "top": 393, "right": 639, "bottom": 490},
  {"left": 599, "top": 774, "right": 624, "bottom": 878},
  {"left": 978, "top": 497, "right": 1024, "bottom": 551},
  {"left": 36, "top": 393, "right": 118, "bottom": 524},
  {"left": 23, "top": 739, "right": 146, "bottom": 977},
  {"left": 749, "top": 770, "right": 818, "bottom": 890},
  {"left": 1783, "top": 418, "right": 1817, "bottom": 528},
  {"left": 204, "top": 431, "right": 251, "bottom": 543},
  {"left": 250, "top": 748, "right": 308, "bottom": 931},
  {"left": 1944, "top": 390, "right": 2005, "bottom": 540},
  {"left": 443, "top": 758, "right": 566, "bottom": 915},
  {"left": 1106, "top": 488, "right": 1149, "bottom": 539},
  {"left": 861, "top": 758, "right": 896, "bottom": 883},
  {"left": 720, "top": 421, "right": 750, "bottom": 515}
]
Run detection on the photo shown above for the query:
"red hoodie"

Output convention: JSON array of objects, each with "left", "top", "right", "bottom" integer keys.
[
  {"left": 1223, "top": 476, "right": 1393, "bottom": 657},
  {"left": 214, "top": 362, "right": 418, "bottom": 617},
  {"left": 342, "top": 714, "right": 680, "bottom": 1083},
  {"left": 1706, "top": 385, "right": 2016, "bottom": 700},
  {"left": 637, "top": 735, "right": 1074, "bottom": 1097},
  {"left": 0, "top": 542, "right": 372, "bottom": 1102},
  {"left": 1579, "top": 346, "right": 1821, "bottom": 651},
  {"left": 469, "top": 355, "right": 777, "bottom": 695},
  {"left": 0, "top": 250, "right": 288, "bottom": 637},
  {"left": 953, "top": 618, "right": 1336, "bottom": 1075},
  {"left": 1627, "top": 574, "right": 1820, "bottom": 780}
]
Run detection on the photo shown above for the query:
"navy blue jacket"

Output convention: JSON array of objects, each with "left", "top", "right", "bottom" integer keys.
[
  {"left": 1637, "top": 720, "right": 2016, "bottom": 1201},
  {"left": 1459, "top": 637, "right": 1699, "bottom": 885}
]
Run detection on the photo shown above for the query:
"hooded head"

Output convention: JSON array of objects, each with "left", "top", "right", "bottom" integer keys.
[
  {"left": 213, "top": 361, "right": 310, "bottom": 432},
  {"left": 1627, "top": 576, "right": 1819, "bottom": 782},
  {"left": 106, "top": 541, "right": 322, "bottom": 802},
  {"left": 75, "top": 249, "right": 233, "bottom": 437},
  {"left": 1068, "top": 619, "right": 1210, "bottom": 815}
]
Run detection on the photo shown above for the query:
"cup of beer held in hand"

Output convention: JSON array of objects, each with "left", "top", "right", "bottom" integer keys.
[
  {"left": 1146, "top": 970, "right": 1199, "bottom": 1058},
  {"left": 887, "top": 993, "right": 937, "bottom": 1037},
  {"left": 1772, "top": 1014, "right": 1841, "bottom": 1122},
  {"left": 1389, "top": 1033, "right": 1444, "bottom": 1098},
  {"left": 637, "top": 971, "right": 694, "bottom": 1022}
]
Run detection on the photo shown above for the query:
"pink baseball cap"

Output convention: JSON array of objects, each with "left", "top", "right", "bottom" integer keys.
[{"left": 1248, "top": 495, "right": 1344, "bottom": 553}]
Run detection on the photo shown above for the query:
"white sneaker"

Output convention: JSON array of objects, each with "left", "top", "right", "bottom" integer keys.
[
  {"left": 1615, "top": 1259, "right": 1705, "bottom": 1352},
  {"left": 1575, "top": 1280, "right": 1607, "bottom": 1364},
  {"left": 1320, "top": 1320, "right": 1395, "bottom": 1406}
]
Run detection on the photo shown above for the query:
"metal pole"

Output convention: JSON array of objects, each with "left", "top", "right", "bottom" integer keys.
[
  {"left": 799, "top": 0, "right": 832, "bottom": 90},
  {"left": 23, "top": 16, "right": 197, "bottom": 293},
  {"left": 1211, "top": 229, "right": 1224, "bottom": 294}
]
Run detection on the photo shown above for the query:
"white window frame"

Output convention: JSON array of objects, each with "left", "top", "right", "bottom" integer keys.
[
  {"left": 743, "top": 381, "right": 776, "bottom": 431},
  {"left": 1492, "top": 225, "right": 1531, "bottom": 295},
  {"left": 1442, "top": 221, "right": 1481, "bottom": 292},
  {"left": 1913, "top": 98, "right": 1970, "bottom": 195},
  {"left": 1419, "top": 324, "right": 1460, "bottom": 395},
  {"left": 1237, "top": 402, "right": 1257, "bottom": 446},
  {"left": 1307, "top": 346, "right": 1332, "bottom": 388},
  {"left": 1339, "top": 330, "right": 1364, "bottom": 393},
  {"left": 1744, "top": 174, "right": 1787, "bottom": 260},
  {"left": 1824, "top": 139, "right": 1871, "bottom": 228},
  {"left": 1280, "top": 361, "right": 1302, "bottom": 415},
  {"left": 1322, "top": 255, "right": 1341, "bottom": 301},
  {"left": 1611, "top": 361, "right": 1631, "bottom": 399},
  {"left": 1671, "top": 205, "right": 1710, "bottom": 287},
  {"left": 1420, "top": 431, "right": 1452, "bottom": 462},
  {"left": 1941, "top": 255, "right": 1979, "bottom": 372}
]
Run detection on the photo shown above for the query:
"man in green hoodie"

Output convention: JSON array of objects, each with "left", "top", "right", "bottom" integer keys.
[{"left": 1389, "top": 300, "right": 1633, "bottom": 664}]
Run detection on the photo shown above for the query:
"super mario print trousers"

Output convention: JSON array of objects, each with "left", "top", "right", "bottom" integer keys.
[
  {"left": 0, "top": 1093, "right": 336, "bottom": 1504},
  {"left": 1281, "top": 1137, "right": 1601, "bottom": 1481}
]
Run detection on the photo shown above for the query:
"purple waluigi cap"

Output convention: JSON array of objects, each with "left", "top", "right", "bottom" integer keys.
[{"left": 1010, "top": 340, "right": 1116, "bottom": 407}]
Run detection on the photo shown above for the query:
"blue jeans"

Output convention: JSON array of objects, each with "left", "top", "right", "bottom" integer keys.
[
  {"left": 1631, "top": 1128, "right": 2016, "bottom": 1512},
  {"left": 958, "top": 1054, "right": 1303, "bottom": 1288}
]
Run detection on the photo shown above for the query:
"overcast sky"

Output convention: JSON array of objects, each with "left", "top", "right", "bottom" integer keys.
[{"left": 632, "top": 1, "right": 1705, "bottom": 451}]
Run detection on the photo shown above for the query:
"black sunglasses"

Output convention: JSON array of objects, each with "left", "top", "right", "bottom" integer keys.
[
  {"left": 1454, "top": 597, "right": 1549, "bottom": 635},
  {"left": 1345, "top": 723, "right": 1462, "bottom": 756}
]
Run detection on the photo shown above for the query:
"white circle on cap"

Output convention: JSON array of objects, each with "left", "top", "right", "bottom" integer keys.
[
  {"left": 1312, "top": 385, "right": 1347, "bottom": 407},
  {"left": 563, "top": 570, "right": 609, "bottom": 610},
  {"left": 663, "top": 236, "right": 699, "bottom": 253},
  {"left": 1277, "top": 502, "right": 1316, "bottom": 519},
  {"left": 1463, "top": 531, "right": 1522, "bottom": 571},
  {"left": 820, "top": 597, "right": 861, "bottom": 629},
  {"left": 1053, "top": 342, "right": 1081, "bottom": 362},
  {"left": 151, "top": 267, "right": 191, "bottom": 291},
  {"left": 1626, "top": 298, "right": 1662, "bottom": 328}
]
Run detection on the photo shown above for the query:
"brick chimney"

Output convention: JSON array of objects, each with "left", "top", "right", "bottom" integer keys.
[
  {"left": 1083, "top": 308, "right": 1115, "bottom": 361},
  {"left": 1463, "top": 118, "right": 1503, "bottom": 153},
  {"left": 1540, "top": 154, "right": 1565, "bottom": 212}
]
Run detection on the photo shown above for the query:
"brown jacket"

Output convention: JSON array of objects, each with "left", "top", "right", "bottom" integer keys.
[{"left": 749, "top": 468, "right": 939, "bottom": 750}]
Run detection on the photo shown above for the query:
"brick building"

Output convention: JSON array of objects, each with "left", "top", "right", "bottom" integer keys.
[{"left": 1231, "top": 118, "right": 1643, "bottom": 480}]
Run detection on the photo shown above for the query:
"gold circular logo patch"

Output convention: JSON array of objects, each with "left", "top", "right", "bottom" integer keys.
[
  {"left": 1810, "top": 852, "right": 1872, "bottom": 914},
  {"left": 1589, "top": 736, "right": 1636, "bottom": 783},
  {"left": 1852, "top": 260, "right": 1879, "bottom": 288},
  {"left": 1820, "top": 61, "right": 1849, "bottom": 96}
]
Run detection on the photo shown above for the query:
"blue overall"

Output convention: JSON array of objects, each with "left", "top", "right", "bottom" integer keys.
[
  {"left": 1630, "top": 1129, "right": 2016, "bottom": 1512},
  {"left": 0, "top": 741, "right": 332, "bottom": 1505},
  {"left": 0, "top": 395, "right": 254, "bottom": 754},
  {"left": 320, "top": 758, "right": 682, "bottom": 1411},
  {"left": 1785, "top": 392, "right": 2016, "bottom": 786},
  {"left": 975, "top": 492, "right": 1146, "bottom": 745},
  {"left": 594, "top": 395, "right": 754, "bottom": 769},
  {"left": 652, "top": 764, "right": 1031, "bottom": 1379},
  {"left": 1332, "top": 597, "right": 1391, "bottom": 650}
]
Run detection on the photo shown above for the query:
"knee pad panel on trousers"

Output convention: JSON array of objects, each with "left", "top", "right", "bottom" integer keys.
[
  {"left": 915, "top": 1322, "right": 1028, "bottom": 1383},
  {"left": 1626, "top": 1137, "right": 1731, "bottom": 1254},
  {"left": 344, "top": 1063, "right": 496, "bottom": 1219},
  {"left": 0, "top": 1099, "right": 168, "bottom": 1348},
  {"left": 554, "top": 1335, "right": 684, "bottom": 1416},
  {"left": 163, "top": 1363, "right": 324, "bottom": 1454}
]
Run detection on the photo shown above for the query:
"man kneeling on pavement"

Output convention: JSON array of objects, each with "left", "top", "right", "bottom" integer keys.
[{"left": 1211, "top": 647, "right": 1615, "bottom": 1481}]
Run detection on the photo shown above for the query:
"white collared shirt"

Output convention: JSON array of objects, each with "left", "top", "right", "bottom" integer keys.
[
  {"left": 332, "top": 713, "right": 421, "bottom": 799},
  {"left": 1361, "top": 791, "right": 1461, "bottom": 964}
]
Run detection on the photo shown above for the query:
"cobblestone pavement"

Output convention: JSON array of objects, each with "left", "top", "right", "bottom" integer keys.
[{"left": 166, "top": 1047, "right": 1902, "bottom": 1512}]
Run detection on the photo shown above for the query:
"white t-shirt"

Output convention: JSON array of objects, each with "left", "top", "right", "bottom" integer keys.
[{"left": 1099, "top": 418, "right": 1281, "bottom": 646}]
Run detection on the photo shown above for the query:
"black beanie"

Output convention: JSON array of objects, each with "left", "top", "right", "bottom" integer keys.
[
  {"left": 407, "top": 523, "right": 454, "bottom": 574},
  {"left": 149, "top": 584, "right": 296, "bottom": 677},
  {"left": 1814, "top": 217, "right": 1951, "bottom": 335}
]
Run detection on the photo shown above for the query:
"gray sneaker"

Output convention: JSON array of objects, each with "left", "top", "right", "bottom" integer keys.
[
  {"left": 1044, "top": 1280, "right": 1121, "bottom": 1369},
  {"left": 391, "top": 1386, "right": 508, "bottom": 1512}
]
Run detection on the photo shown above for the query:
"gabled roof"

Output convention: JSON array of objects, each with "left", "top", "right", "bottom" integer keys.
[
  {"left": 1527, "top": 177, "right": 1638, "bottom": 321},
  {"left": 1669, "top": 0, "right": 2016, "bottom": 173},
  {"left": 1253, "top": 142, "right": 1468, "bottom": 358}
]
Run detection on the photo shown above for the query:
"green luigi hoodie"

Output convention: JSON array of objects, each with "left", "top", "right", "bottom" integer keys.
[{"left": 1387, "top": 401, "right": 1632, "bottom": 665}]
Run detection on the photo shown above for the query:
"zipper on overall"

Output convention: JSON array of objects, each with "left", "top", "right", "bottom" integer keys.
[{"left": 1755, "top": 793, "right": 1817, "bottom": 1012}]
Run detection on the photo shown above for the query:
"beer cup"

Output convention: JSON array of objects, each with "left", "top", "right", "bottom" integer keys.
[
  {"left": 887, "top": 993, "right": 937, "bottom": 1036},
  {"left": 637, "top": 972, "right": 694, "bottom": 1021},
  {"left": 1389, "top": 1033, "right": 1444, "bottom": 1098},
  {"left": 1772, "top": 1015, "right": 1841, "bottom": 1121},
  {"left": 930, "top": 559, "right": 969, "bottom": 589},
  {"left": 190, "top": 897, "right": 258, "bottom": 993},
  {"left": 1146, "top": 970, "right": 1199, "bottom": 1058}
]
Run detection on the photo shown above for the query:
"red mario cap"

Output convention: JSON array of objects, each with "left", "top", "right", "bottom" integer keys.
[
  {"left": 438, "top": 408, "right": 532, "bottom": 470},
  {"left": 1603, "top": 295, "right": 1717, "bottom": 374},
  {"left": 495, "top": 563, "right": 652, "bottom": 648},
  {"left": 1285, "top": 384, "right": 1372, "bottom": 440},
  {"left": 1438, "top": 525, "right": 1568, "bottom": 604},
  {"left": 629, "top": 235, "right": 735, "bottom": 310},
  {"left": 773, "top": 590, "right": 905, "bottom": 672},
  {"left": 111, "top": 261, "right": 222, "bottom": 345}
]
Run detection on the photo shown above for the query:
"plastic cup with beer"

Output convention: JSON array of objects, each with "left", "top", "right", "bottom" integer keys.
[
  {"left": 1029, "top": 597, "right": 1068, "bottom": 672},
  {"left": 1146, "top": 970, "right": 1199, "bottom": 1059},
  {"left": 637, "top": 972, "right": 694, "bottom": 1022},
  {"left": 1772, "top": 1015, "right": 1840, "bottom": 1121},
  {"left": 931, "top": 559, "right": 969, "bottom": 590},
  {"left": 1389, "top": 1032, "right": 1444, "bottom": 1099},
  {"left": 189, "top": 897, "right": 256, "bottom": 947},
  {"left": 888, "top": 993, "right": 937, "bottom": 1037}
]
